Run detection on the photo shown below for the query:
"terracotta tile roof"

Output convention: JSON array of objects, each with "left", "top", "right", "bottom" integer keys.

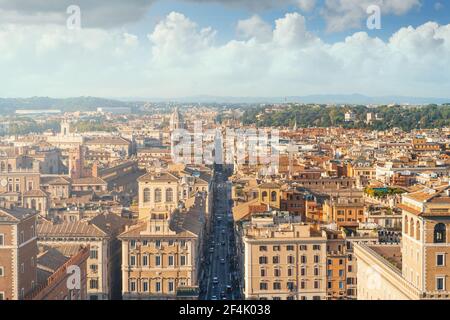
[
  {"left": 37, "top": 220, "right": 107, "bottom": 238},
  {"left": 138, "top": 172, "right": 179, "bottom": 183},
  {"left": 71, "top": 177, "right": 107, "bottom": 185}
]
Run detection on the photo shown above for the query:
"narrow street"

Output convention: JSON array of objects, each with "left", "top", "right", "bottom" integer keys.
[{"left": 200, "top": 170, "right": 241, "bottom": 300}]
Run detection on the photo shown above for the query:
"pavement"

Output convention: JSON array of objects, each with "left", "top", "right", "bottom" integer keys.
[{"left": 200, "top": 171, "right": 241, "bottom": 300}]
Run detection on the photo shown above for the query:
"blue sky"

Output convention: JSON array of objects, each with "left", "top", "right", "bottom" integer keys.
[
  {"left": 0, "top": 0, "right": 449, "bottom": 99},
  {"left": 143, "top": 0, "right": 450, "bottom": 42}
]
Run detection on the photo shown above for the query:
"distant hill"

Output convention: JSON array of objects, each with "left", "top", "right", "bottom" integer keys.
[
  {"left": 0, "top": 97, "right": 137, "bottom": 114},
  {"left": 146, "top": 94, "right": 450, "bottom": 105},
  {"left": 1, "top": 95, "right": 449, "bottom": 114}
]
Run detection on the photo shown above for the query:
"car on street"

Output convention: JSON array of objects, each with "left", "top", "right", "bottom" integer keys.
[{"left": 213, "top": 277, "right": 219, "bottom": 285}]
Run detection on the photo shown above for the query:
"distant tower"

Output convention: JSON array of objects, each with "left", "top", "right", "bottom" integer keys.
[
  {"left": 170, "top": 107, "right": 184, "bottom": 131},
  {"left": 68, "top": 145, "right": 84, "bottom": 179},
  {"left": 61, "top": 120, "right": 71, "bottom": 136}
]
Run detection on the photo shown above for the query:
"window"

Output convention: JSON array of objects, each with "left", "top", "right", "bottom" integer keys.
[
  {"left": 259, "top": 256, "right": 268, "bottom": 264},
  {"left": 273, "top": 282, "right": 281, "bottom": 290},
  {"left": 90, "top": 279, "right": 99, "bottom": 289},
  {"left": 287, "top": 282, "right": 295, "bottom": 290},
  {"left": 90, "top": 249, "right": 98, "bottom": 260},
  {"left": 0, "top": 292, "right": 4, "bottom": 300},
  {"left": 300, "top": 281, "right": 306, "bottom": 289},
  {"left": 259, "top": 246, "right": 267, "bottom": 252},
  {"left": 314, "top": 255, "right": 320, "bottom": 263},
  {"left": 286, "top": 245, "right": 294, "bottom": 251},
  {"left": 434, "top": 223, "right": 446, "bottom": 243},
  {"left": 313, "top": 245, "right": 321, "bottom": 250},
  {"left": 273, "top": 245, "right": 280, "bottom": 251},
  {"left": 143, "top": 188, "right": 151, "bottom": 203},
  {"left": 142, "top": 255, "right": 149, "bottom": 267},
  {"left": 301, "top": 255, "right": 307, "bottom": 264},
  {"left": 0, "top": 234, "right": 4, "bottom": 246},
  {"left": 287, "top": 255, "right": 295, "bottom": 264},
  {"left": 20, "top": 231, "right": 24, "bottom": 244},
  {"left": 90, "top": 264, "right": 98, "bottom": 272},
  {"left": 314, "top": 280, "right": 320, "bottom": 289},
  {"left": 130, "top": 255, "right": 136, "bottom": 266},
  {"left": 155, "top": 255, "right": 161, "bottom": 266},
  {"left": 166, "top": 188, "right": 174, "bottom": 202},
  {"left": 0, "top": 267, "right": 4, "bottom": 277},
  {"left": 130, "top": 240, "right": 136, "bottom": 249},
  {"left": 287, "top": 268, "right": 293, "bottom": 277},
  {"left": 437, "top": 254, "right": 445, "bottom": 267},
  {"left": 142, "top": 280, "right": 149, "bottom": 292},
  {"left": 436, "top": 277, "right": 445, "bottom": 291},
  {"left": 271, "top": 191, "right": 277, "bottom": 202},
  {"left": 261, "top": 191, "right": 268, "bottom": 200},
  {"left": 180, "top": 255, "right": 186, "bottom": 266},
  {"left": 274, "top": 268, "right": 281, "bottom": 277},
  {"left": 259, "top": 282, "right": 268, "bottom": 290},
  {"left": 273, "top": 256, "right": 280, "bottom": 264},
  {"left": 155, "top": 240, "right": 161, "bottom": 248},
  {"left": 301, "top": 268, "right": 306, "bottom": 276},
  {"left": 168, "top": 281, "right": 175, "bottom": 292},
  {"left": 168, "top": 255, "right": 174, "bottom": 266},
  {"left": 154, "top": 188, "right": 162, "bottom": 203},
  {"left": 129, "top": 280, "right": 136, "bottom": 292},
  {"left": 260, "top": 269, "right": 266, "bottom": 277},
  {"left": 155, "top": 282, "right": 161, "bottom": 292},
  {"left": 21, "top": 263, "right": 24, "bottom": 274},
  {"left": 314, "top": 266, "right": 319, "bottom": 276}
]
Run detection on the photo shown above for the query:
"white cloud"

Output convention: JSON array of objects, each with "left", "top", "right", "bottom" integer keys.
[
  {"left": 236, "top": 15, "right": 272, "bottom": 42},
  {"left": 0, "top": 11, "right": 449, "bottom": 99},
  {"left": 296, "top": 0, "right": 316, "bottom": 12}
]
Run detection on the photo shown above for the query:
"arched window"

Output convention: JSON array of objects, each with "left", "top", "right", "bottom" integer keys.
[
  {"left": 0, "top": 162, "right": 5, "bottom": 172},
  {"left": 166, "top": 188, "right": 173, "bottom": 202},
  {"left": 154, "top": 188, "right": 162, "bottom": 203},
  {"left": 261, "top": 191, "right": 268, "bottom": 200},
  {"left": 404, "top": 217, "right": 409, "bottom": 235},
  {"left": 434, "top": 223, "right": 446, "bottom": 243},
  {"left": 416, "top": 221, "right": 421, "bottom": 241},
  {"left": 271, "top": 191, "right": 277, "bottom": 202},
  {"left": 143, "top": 188, "right": 151, "bottom": 203},
  {"left": 410, "top": 218, "right": 415, "bottom": 238}
]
